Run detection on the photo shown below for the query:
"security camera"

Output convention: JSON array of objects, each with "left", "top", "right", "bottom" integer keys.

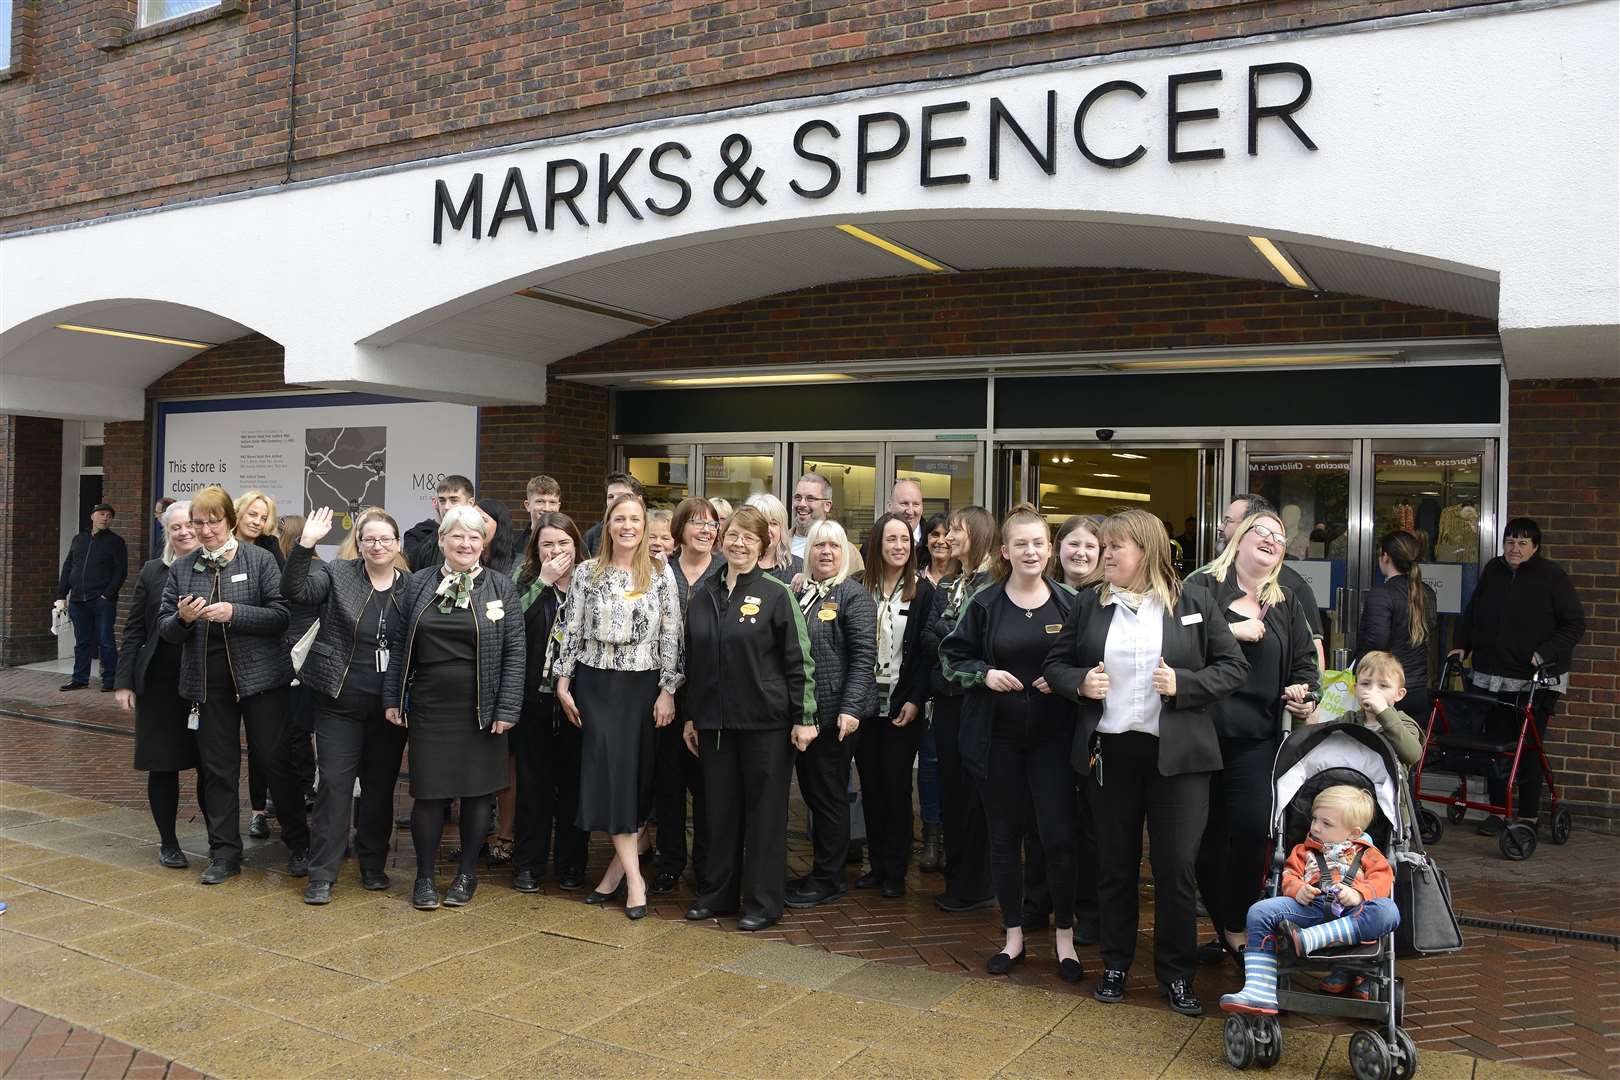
[{"left": 1096, "top": 428, "right": 1116, "bottom": 442}]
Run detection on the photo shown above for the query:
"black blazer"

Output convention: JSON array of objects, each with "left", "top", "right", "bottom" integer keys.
[
  {"left": 857, "top": 574, "right": 937, "bottom": 718},
  {"left": 280, "top": 544, "right": 407, "bottom": 700},
  {"left": 1044, "top": 585, "right": 1249, "bottom": 778},
  {"left": 113, "top": 559, "right": 173, "bottom": 696},
  {"left": 383, "top": 567, "right": 526, "bottom": 730},
  {"left": 158, "top": 542, "right": 291, "bottom": 702}
]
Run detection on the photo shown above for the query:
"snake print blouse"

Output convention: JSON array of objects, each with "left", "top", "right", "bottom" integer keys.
[{"left": 554, "top": 559, "right": 684, "bottom": 694}]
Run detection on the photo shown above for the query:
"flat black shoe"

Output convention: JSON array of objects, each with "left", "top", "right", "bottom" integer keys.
[
  {"left": 512, "top": 870, "right": 541, "bottom": 893},
  {"left": 247, "top": 813, "right": 270, "bottom": 839},
  {"left": 685, "top": 905, "right": 716, "bottom": 921},
  {"left": 785, "top": 884, "right": 844, "bottom": 909},
  {"left": 987, "top": 950, "right": 1025, "bottom": 975},
  {"left": 443, "top": 873, "right": 477, "bottom": 906},
  {"left": 1196, "top": 939, "right": 1230, "bottom": 966},
  {"left": 650, "top": 871, "right": 679, "bottom": 895},
  {"left": 585, "top": 882, "right": 626, "bottom": 905},
  {"left": 59, "top": 682, "right": 89, "bottom": 692},
  {"left": 1094, "top": 968, "right": 1127, "bottom": 1003},
  {"left": 934, "top": 892, "right": 996, "bottom": 913},
  {"left": 287, "top": 849, "right": 310, "bottom": 878},
  {"left": 1166, "top": 979, "right": 1203, "bottom": 1016},
  {"left": 737, "top": 913, "right": 776, "bottom": 932},
  {"left": 855, "top": 871, "right": 881, "bottom": 889},
  {"left": 625, "top": 904, "right": 648, "bottom": 920},
  {"left": 1058, "top": 957, "right": 1085, "bottom": 984},
  {"left": 1477, "top": 814, "right": 1506, "bottom": 836},
  {"left": 880, "top": 881, "right": 905, "bottom": 899},
  {"left": 157, "top": 846, "right": 189, "bottom": 870},
  {"left": 558, "top": 869, "right": 586, "bottom": 890},
  {"left": 303, "top": 880, "right": 333, "bottom": 905},
  {"left": 360, "top": 869, "right": 390, "bottom": 891},
  {"left": 412, "top": 877, "right": 440, "bottom": 910},
  {"left": 199, "top": 860, "right": 240, "bottom": 885}
]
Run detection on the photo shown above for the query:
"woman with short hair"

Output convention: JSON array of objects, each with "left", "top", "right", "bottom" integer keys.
[
  {"left": 114, "top": 500, "right": 201, "bottom": 870},
  {"left": 159, "top": 484, "right": 310, "bottom": 884},
  {"left": 744, "top": 492, "right": 802, "bottom": 583},
  {"left": 384, "top": 505, "right": 525, "bottom": 910},
  {"left": 281, "top": 506, "right": 411, "bottom": 905}
]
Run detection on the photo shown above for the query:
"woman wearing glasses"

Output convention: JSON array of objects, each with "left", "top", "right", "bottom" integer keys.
[
  {"left": 1183, "top": 512, "right": 1318, "bottom": 969},
  {"left": 281, "top": 506, "right": 410, "bottom": 905}
]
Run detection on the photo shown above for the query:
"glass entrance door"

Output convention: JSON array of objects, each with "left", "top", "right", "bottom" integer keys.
[{"left": 794, "top": 443, "right": 880, "bottom": 552}]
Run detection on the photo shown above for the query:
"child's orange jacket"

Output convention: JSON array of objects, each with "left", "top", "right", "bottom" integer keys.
[{"left": 1281, "top": 833, "right": 1394, "bottom": 904}]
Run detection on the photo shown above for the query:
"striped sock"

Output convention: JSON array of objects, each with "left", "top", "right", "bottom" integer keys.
[
  {"left": 1299, "top": 915, "right": 1360, "bottom": 955},
  {"left": 1220, "top": 949, "right": 1279, "bottom": 1014}
]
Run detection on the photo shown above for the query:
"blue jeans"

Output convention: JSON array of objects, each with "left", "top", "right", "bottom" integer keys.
[
  {"left": 917, "top": 727, "right": 941, "bottom": 826},
  {"left": 1246, "top": 893, "right": 1400, "bottom": 952},
  {"left": 68, "top": 595, "right": 118, "bottom": 688}
]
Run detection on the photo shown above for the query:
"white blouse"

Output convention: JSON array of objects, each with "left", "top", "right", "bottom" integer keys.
[
  {"left": 1097, "top": 595, "right": 1165, "bottom": 737},
  {"left": 555, "top": 560, "right": 684, "bottom": 694}
]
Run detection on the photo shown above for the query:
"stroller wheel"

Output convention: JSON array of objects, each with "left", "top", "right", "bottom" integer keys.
[
  {"left": 1499, "top": 821, "right": 1538, "bottom": 861},
  {"left": 1445, "top": 801, "right": 1467, "bottom": 824},
  {"left": 1223, "top": 1015, "right": 1257, "bottom": 1070},
  {"left": 1417, "top": 808, "right": 1444, "bottom": 846},
  {"left": 1349, "top": 1029, "right": 1393, "bottom": 1080},
  {"left": 1390, "top": 1028, "right": 1419, "bottom": 1080},
  {"left": 1254, "top": 1016, "right": 1283, "bottom": 1069},
  {"left": 1550, "top": 806, "right": 1573, "bottom": 845}
]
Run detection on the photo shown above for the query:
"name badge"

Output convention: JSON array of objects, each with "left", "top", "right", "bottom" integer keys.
[
  {"left": 624, "top": 590, "right": 644, "bottom": 601},
  {"left": 230, "top": 573, "right": 248, "bottom": 583},
  {"left": 739, "top": 603, "right": 760, "bottom": 616},
  {"left": 744, "top": 595, "right": 762, "bottom": 605},
  {"left": 1044, "top": 623, "right": 1062, "bottom": 634},
  {"left": 817, "top": 608, "right": 838, "bottom": 622},
  {"left": 1181, "top": 613, "right": 1203, "bottom": 626}
]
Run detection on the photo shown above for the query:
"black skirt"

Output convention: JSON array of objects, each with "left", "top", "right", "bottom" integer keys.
[
  {"left": 405, "top": 607, "right": 507, "bottom": 799},
  {"left": 133, "top": 642, "right": 199, "bottom": 772},
  {"left": 573, "top": 665, "right": 659, "bottom": 834}
]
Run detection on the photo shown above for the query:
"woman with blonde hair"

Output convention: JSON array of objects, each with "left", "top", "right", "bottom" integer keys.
[
  {"left": 1184, "top": 511, "right": 1318, "bottom": 966},
  {"left": 743, "top": 492, "right": 801, "bottom": 583},
  {"left": 1043, "top": 507, "right": 1247, "bottom": 1016},
  {"left": 555, "top": 493, "right": 683, "bottom": 919},
  {"left": 234, "top": 490, "right": 284, "bottom": 566},
  {"left": 234, "top": 489, "right": 287, "bottom": 835}
]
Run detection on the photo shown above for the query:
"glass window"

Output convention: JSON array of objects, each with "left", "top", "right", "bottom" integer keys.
[
  {"left": 800, "top": 449, "right": 878, "bottom": 552},
  {"left": 894, "top": 450, "right": 978, "bottom": 523},
  {"left": 139, "top": 0, "right": 220, "bottom": 28},
  {"left": 81, "top": 444, "right": 105, "bottom": 469},
  {"left": 1370, "top": 450, "right": 1486, "bottom": 657},
  {"left": 0, "top": 0, "right": 12, "bottom": 69},
  {"left": 702, "top": 449, "right": 774, "bottom": 508},
  {"left": 623, "top": 446, "right": 690, "bottom": 507},
  {"left": 1246, "top": 451, "right": 1352, "bottom": 661}
]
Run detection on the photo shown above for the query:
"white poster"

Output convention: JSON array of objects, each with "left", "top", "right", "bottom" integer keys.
[
  {"left": 1288, "top": 558, "right": 1334, "bottom": 612},
  {"left": 1417, "top": 562, "right": 1466, "bottom": 615},
  {"left": 159, "top": 395, "right": 477, "bottom": 551}
]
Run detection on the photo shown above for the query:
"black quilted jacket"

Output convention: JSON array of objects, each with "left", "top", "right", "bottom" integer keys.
[
  {"left": 158, "top": 542, "right": 291, "bottom": 702},
  {"left": 382, "top": 566, "right": 526, "bottom": 730},
  {"left": 797, "top": 577, "right": 878, "bottom": 729},
  {"left": 280, "top": 544, "right": 408, "bottom": 700}
]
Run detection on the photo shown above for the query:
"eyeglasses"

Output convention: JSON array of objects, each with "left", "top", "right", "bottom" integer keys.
[
  {"left": 791, "top": 495, "right": 830, "bottom": 504},
  {"left": 359, "top": 537, "right": 396, "bottom": 547},
  {"left": 190, "top": 518, "right": 225, "bottom": 529},
  {"left": 690, "top": 521, "right": 718, "bottom": 532},
  {"left": 1250, "top": 524, "right": 1287, "bottom": 544}
]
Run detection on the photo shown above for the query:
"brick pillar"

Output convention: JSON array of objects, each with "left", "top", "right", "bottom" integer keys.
[
  {"left": 0, "top": 415, "right": 66, "bottom": 666},
  {"left": 477, "top": 376, "right": 611, "bottom": 525},
  {"left": 103, "top": 419, "right": 152, "bottom": 565},
  {"left": 1507, "top": 378, "right": 1620, "bottom": 830}
]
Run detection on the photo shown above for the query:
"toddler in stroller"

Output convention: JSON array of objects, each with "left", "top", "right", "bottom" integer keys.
[{"left": 1221, "top": 784, "right": 1400, "bottom": 1015}]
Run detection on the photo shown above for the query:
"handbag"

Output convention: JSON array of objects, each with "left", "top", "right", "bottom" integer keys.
[
  {"left": 290, "top": 619, "right": 321, "bottom": 674},
  {"left": 1393, "top": 850, "right": 1464, "bottom": 957}
]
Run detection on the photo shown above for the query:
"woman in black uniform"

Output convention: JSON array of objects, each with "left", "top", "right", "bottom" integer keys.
[
  {"left": 683, "top": 506, "right": 818, "bottom": 932},
  {"left": 941, "top": 506, "right": 1081, "bottom": 981},
  {"left": 787, "top": 520, "right": 876, "bottom": 909},
  {"left": 281, "top": 506, "right": 410, "bottom": 905},
  {"left": 1184, "top": 510, "right": 1318, "bottom": 963},
  {"left": 384, "top": 505, "right": 524, "bottom": 911},
  {"left": 1358, "top": 529, "right": 1437, "bottom": 724},
  {"left": 510, "top": 512, "right": 589, "bottom": 893},
  {"left": 114, "top": 500, "right": 201, "bottom": 870},
  {"left": 854, "top": 512, "right": 936, "bottom": 898}
]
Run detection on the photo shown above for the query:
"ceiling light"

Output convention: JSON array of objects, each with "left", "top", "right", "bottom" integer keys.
[
  {"left": 835, "top": 225, "right": 954, "bottom": 273},
  {"left": 1247, "top": 236, "right": 1316, "bottom": 290},
  {"left": 1050, "top": 456, "right": 1060, "bottom": 464},
  {"left": 1112, "top": 452, "right": 1148, "bottom": 460},
  {"left": 1061, "top": 455, "right": 1073, "bottom": 464},
  {"left": 1073, "top": 485, "right": 1151, "bottom": 503},
  {"left": 1092, "top": 472, "right": 1120, "bottom": 478},
  {"left": 1106, "top": 353, "right": 1387, "bottom": 372},
  {"left": 54, "top": 324, "right": 214, "bottom": 349},
  {"left": 514, "top": 288, "right": 663, "bottom": 327},
  {"left": 642, "top": 372, "right": 855, "bottom": 387}
]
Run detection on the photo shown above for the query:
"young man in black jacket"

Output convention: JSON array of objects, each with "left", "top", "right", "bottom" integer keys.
[
  {"left": 403, "top": 475, "right": 475, "bottom": 572},
  {"left": 55, "top": 503, "right": 128, "bottom": 692}
]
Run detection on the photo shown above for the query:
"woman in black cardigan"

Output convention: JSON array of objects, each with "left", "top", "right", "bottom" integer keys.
[
  {"left": 854, "top": 513, "right": 936, "bottom": 898},
  {"left": 1043, "top": 508, "right": 1248, "bottom": 1016},
  {"left": 1358, "top": 529, "right": 1437, "bottom": 724}
]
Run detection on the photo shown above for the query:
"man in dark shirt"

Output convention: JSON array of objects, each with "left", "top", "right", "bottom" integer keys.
[{"left": 54, "top": 503, "right": 128, "bottom": 692}]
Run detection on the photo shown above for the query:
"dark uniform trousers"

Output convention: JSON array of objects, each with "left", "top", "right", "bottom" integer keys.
[
  {"left": 854, "top": 712, "right": 925, "bottom": 888},
  {"left": 653, "top": 709, "right": 708, "bottom": 885},
  {"left": 1194, "top": 735, "right": 1278, "bottom": 937},
  {"left": 795, "top": 727, "right": 854, "bottom": 892},
  {"left": 1022, "top": 781, "right": 1100, "bottom": 929},
  {"left": 307, "top": 685, "right": 407, "bottom": 883},
  {"left": 512, "top": 694, "right": 589, "bottom": 879},
  {"left": 931, "top": 696, "right": 993, "bottom": 903},
  {"left": 695, "top": 728, "right": 794, "bottom": 920},
  {"left": 196, "top": 679, "right": 309, "bottom": 864}
]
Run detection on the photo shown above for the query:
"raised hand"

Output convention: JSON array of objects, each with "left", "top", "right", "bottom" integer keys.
[{"left": 301, "top": 507, "right": 335, "bottom": 548}]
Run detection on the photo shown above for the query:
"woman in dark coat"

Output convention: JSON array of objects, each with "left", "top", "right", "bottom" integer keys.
[
  {"left": 1358, "top": 529, "right": 1438, "bottom": 724},
  {"left": 233, "top": 489, "right": 286, "bottom": 839},
  {"left": 384, "top": 505, "right": 524, "bottom": 911},
  {"left": 114, "top": 500, "right": 201, "bottom": 870}
]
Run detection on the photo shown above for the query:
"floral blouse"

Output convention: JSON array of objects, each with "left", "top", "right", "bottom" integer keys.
[{"left": 555, "top": 560, "right": 684, "bottom": 694}]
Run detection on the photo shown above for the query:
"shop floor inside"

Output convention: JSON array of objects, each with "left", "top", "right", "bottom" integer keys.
[{"left": 1, "top": 665, "right": 1614, "bottom": 1080}]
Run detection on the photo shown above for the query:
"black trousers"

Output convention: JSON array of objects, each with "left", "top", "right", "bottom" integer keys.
[
  {"left": 695, "top": 728, "right": 794, "bottom": 921},
  {"left": 1021, "top": 780, "right": 1100, "bottom": 930},
  {"left": 307, "top": 686, "right": 407, "bottom": 883},
  {"left": 1089, "top": 731, "right": 1209, "bottom": 985},
  {"left": 1194, "top": 735, "right": 1278, "bottom": 937},
  {"left": 854, "top": 707, "right": 925, "bottom": 887},
  {"left": 977, "top": 715, "right": 1078, "bottom": 931},
  {"left": 795, "top": 725, "right": 854, "bottom": 892},
  {"left": 932, "top": 696, "right": 992, "bottom": 903},
  {"left": 194, "top": 663, "right": 309, "bottom": 863},
  {"left": 511, "top": 695, "right": 588, "bottom": 879},
  {"left": 653, "top": 707, "right": 707, "bottom": 882},
  {"left": 1486, "top": 688, "right": 1558, "bottom": 819},
  {"left": 286, "top": 682, "right": 318, "bottom": 794}
]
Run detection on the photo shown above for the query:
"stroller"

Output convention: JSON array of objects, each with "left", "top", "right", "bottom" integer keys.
[
  {"left": 1412, "top": 656, "right": 1573, "bottom": 861},
  {"left": 1223, "top": 721, "right": 1459, "bottom": 1080}
]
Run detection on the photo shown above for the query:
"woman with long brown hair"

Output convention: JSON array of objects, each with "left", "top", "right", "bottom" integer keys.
[{"left": 1358, "top": 529, "right": 1437, "bottom": 723}]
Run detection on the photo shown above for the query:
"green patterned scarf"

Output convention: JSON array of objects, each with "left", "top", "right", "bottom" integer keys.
[
  {"left": 435, "top": 563, "right": 481, "bottom": 613},
  {"left": 196, "top": 537, "right": 239, "bottom": 571}
]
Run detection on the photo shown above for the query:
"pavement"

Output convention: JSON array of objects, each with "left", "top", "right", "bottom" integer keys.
[{"left": 0, "top": 663, "right": 1616, "bottom": 1079}]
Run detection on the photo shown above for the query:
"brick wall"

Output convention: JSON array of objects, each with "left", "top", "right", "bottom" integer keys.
[
  {"left": 1507, "top": 379, "right": 1620, "bottom": 830},
  {"left": 0, "top": 416, "right": 64, "bottom": 665},
  {"left": 0, "top": 0, "right": 1496, "bottom": 232}
]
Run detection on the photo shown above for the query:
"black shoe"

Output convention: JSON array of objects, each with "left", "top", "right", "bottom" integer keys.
[
  {"left": 625, "top": 904, "right": 648, "bottom": 920},
  {"left": 650, "top": 871, "right": 680, "bottom": 895},
  {"left": 855, "top": 870, "right": 881, "bottom": 889},
  {"left": 785, "top": 884, "right": 844, "bottom": 909},
  {"left": 558, "top": 869, "right": 586, "bottom": 890},
  {"left": 59, "top": 682, "right": 89, "bottom": 692},
  {"left": 880, "top": 880, "right": 905, "bottom": 899},
  {"left": 1196, "top": 939, "right": 1230, "bottom": 966},
  {"left": 157, "top": 846, "right": 189, "bottom": 870},
  {"left": 737, "top": 913, "right": 777, "bottom": 932},
  {"left": 685, "top": 905, "right": 716, "bottom": 921},
  {"left": 287, "top": 849, "right": 310, "bottom": 877},
  {"left": 1058, "top": 957, "right": 1085, "bottom": 984},
  {"left": 412, "top": 877, "right": 440, "bottom": 910},
  {"left": 1074, "top": 918, "right": 1100, "bottom": 946},
  {"left": 585, "top": 882, "right": 626, "bottom": 905},
  {"left": 303, "top": 880, "right": 333, "bottom": 905},
  {"left": 512, "top": 870, "right": 541, "bottom": 893},
  {"left": 360, "top": 869, "right": 390, "bottom": 891},
  {"left": 1477, "top": 814, "right": 1506, "bottom": 836},
  {"left": 199, "top": 860, "right": 240, "bottom": 885},
  {"left": 248, "top": 813, "right": 270, "bottom": 839},
  {"left": 934, "top": 892, "right": 995, "bottom": 913},
  {"left": 443, "top": 873, "right": 477, "bottom": 906},
  {"left": 1094, "top": 968, "right": 1127, "bottom": 1003},
  {"left": 987, "top": 950, "right": 1025, "bottom": 975},
  {"left": 1165, "top": 979, "right": 1203, "bottom": 1016}
]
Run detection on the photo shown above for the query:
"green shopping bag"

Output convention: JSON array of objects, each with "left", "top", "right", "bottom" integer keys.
[{"left": 1318, "top": 665, "right": 1357, "bottom": 718}]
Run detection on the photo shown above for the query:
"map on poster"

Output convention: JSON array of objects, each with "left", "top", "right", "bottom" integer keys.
[{"left": 158, "top": 395, "right": 476, "bottom": 554}]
